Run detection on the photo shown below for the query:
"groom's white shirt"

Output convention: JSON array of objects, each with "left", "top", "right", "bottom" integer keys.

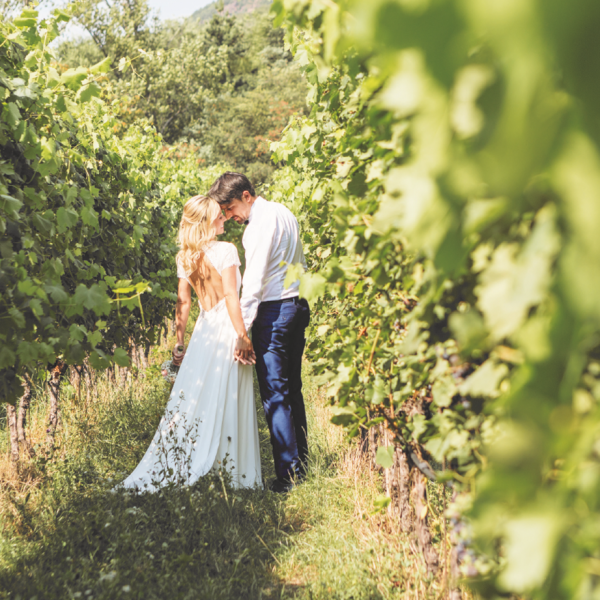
[{"left": 240, "top": 196, "right": 307, "bottom": 330}]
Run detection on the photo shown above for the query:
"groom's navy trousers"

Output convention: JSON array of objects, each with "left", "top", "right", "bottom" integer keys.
[{"left": 252, "top": 296, "right": 310, "bottom": 481}]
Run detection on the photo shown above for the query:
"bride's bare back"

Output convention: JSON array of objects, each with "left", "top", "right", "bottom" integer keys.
[
  {"left": 178, "top": 242, "right": 241, "bottom": 312},
  {"left": 187, "top": 253, "right": 225, "bottom": 312},
  {"left": 175, "top": 241, "right": 253, "bottom": 364}
]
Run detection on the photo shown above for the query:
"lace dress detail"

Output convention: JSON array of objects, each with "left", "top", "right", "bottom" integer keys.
[{"left": 120, "top": 242, "right": 261, "bottom": 492}]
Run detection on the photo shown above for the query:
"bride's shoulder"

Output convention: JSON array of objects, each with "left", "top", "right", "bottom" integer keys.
[
  {"left": 215, "top": 240, "right": 237, "bottom": 252},
  {"left": 211, "top": 241, "right": 238, "bottom": 260},
  {"left": 201, "top": 242, "right": 239, "bottom": 274}
]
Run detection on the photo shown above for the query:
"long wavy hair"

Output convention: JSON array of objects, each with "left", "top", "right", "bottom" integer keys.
[{"left": 176, "top": 195, "right": 221, "bottom": 276}]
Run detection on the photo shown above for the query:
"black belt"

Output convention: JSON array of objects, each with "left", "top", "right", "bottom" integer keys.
[{"left": 260, "top": 297, "right": 299, "bottom": 306}]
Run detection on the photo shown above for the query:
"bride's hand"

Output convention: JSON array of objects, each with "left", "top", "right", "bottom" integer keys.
[
  {"left": 235, "top": 334, "right": 256, "bottom": 365},
  {"left": 172, "top": 343, "right": 186, "bottom": 367}
]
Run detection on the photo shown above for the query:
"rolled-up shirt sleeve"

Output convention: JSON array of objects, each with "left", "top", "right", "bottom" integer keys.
[{"left": 240, "top": 214, "right": 276, "bottom": 330}]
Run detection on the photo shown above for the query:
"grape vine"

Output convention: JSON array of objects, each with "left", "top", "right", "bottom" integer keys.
[
  {"left": 0, "top": 9, "right": 226, "bottom": 406},
  {"left": 270, "top": 0, "right": 600, "bottom": 596}
]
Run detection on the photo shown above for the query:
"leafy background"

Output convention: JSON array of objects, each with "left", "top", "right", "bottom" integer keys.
[{"left": 3, "top": 0, "right": 600, "bottom": 598}]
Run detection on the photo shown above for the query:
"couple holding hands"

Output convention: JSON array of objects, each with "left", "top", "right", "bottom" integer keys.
[{"left": 120, "top": 172, "right": 310, "bottom": 494}]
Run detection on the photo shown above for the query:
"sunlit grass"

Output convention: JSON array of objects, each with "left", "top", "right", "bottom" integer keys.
[{"left": 0, "top": 327, "right": 468, "bottom": 599}]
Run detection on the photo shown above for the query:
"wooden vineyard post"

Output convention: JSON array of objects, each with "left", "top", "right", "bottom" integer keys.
[
  {"left": 46, "top": 360, "right": 67, "bottom": 450},
  {"left": 83, "top": 360, "right": 94, "bottom": 403},
  {"left": 107, "top": 363, "right": 115, "bottom": 385},
  {"left": 410, "top": 468, "right": 439, "bottom": 576},
  {"left": 395, "top": 447, "right": 413, "bottom": 533},
  {"left": 119, "top": 363, "right": 129, "bottom": 387},
  {"left": 5, "top": 374, "right": 35, "bottom": 467},
  {"left": 141, "top": 343, "right": 150, "bottom": 370},
  {"left": 16, "top": 374, "right": 34, "bottom": 458},
  {"left": 383, "top": 424, "right": 392, "bottom": 512},
  {"left": 6, "top": 404, "right": 19, "bottom": 465},
  {"left": 70, "top": 365, "right": 82, "bottom": 402},
  {"left": 363, "top": 399, "right": 445, "bottom": 581},
  {"left": 132, "top": 342, "right": 142, "bottom": 372},
  {"left": 368, "top": 416, "right": 377, "bottom": 467}
]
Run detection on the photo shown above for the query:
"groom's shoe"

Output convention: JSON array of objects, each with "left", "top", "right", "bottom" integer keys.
[
  {"left": 269, "top": 478, "right": 295, "bottom": 494},
  {"left": 269, "top": 471, "right": 306, "bottom": 494}
]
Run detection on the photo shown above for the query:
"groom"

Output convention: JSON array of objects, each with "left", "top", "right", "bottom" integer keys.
[{"left": 209, "top": 172, "right": 310, "bottom": 493}]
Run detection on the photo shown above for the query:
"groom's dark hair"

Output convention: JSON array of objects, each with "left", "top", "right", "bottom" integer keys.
[{"left": 209, "top": 172, "right": 256, "bottom": 206}]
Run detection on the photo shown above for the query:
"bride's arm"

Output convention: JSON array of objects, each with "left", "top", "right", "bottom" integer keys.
[
  {"left": 222, "top": 265, "right": 255, "bottom": 365},
  {"left": 173, "top": 278, "right": 192, "bottom": 366}
]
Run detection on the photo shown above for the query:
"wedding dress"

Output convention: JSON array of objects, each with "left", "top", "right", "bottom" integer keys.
[{"left": 120, "top": 241, "right": 262, "bottom": 491}]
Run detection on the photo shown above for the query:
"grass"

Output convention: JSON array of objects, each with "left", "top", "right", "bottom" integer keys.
[{"left": 0, "top": 333, "right": 466, "bottom": 599}]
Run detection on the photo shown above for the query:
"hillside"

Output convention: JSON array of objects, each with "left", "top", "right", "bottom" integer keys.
[{"left": 192, "top": 0, "right": 272, "bottom": 23}]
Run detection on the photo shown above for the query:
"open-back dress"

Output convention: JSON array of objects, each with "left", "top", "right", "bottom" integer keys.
[{"left": 120, "top": 241, "right": 262, "bottom": 491}]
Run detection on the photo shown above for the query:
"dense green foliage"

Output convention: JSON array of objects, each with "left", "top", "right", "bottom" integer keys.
[
  {"left": 270, "top": 0, "right": 600, "bottom": 597},
  {"left": 60, "top": 1, "right": 307, "bottom": 184},
  {"left": 0, "top": 9, "right": 227, "bottom": 403}
]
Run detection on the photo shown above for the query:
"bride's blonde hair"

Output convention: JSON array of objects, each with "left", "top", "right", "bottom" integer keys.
[{"left": 176, "top": 195, "right": 222, "bottom": 276}]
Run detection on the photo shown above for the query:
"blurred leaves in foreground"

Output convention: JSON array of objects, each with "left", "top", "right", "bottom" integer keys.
[{"left": 269, "top": 0, "right": 600, "bottom": 597}]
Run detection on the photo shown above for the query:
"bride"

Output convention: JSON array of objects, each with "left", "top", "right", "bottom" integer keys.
[{"left": 120, "top": 195, "right": 262, "bottom": 491}]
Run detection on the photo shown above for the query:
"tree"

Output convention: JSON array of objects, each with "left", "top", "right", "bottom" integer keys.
[
  {"left": 69, "top": 0, "right": 159, "bottom": 60},
  {"left": 56, "top": 3, "right": 307, "bottom": 183}
]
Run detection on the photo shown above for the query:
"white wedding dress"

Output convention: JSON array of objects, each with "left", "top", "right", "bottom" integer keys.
[{"left": 120, "top": 241, "right": 262, "bottom": 492}]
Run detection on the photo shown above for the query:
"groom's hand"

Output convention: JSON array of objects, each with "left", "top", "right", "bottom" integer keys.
[
  {"left": 236, "top": 348, "right": 256, "bottom": 365},
  {"left": 235, "top": 335, "right": 256, "bottom": 365}
]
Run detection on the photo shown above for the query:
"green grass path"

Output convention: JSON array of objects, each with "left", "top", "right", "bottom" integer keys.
[{"left": 0, "top": 361, "right": 439, "bottom": 599}]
